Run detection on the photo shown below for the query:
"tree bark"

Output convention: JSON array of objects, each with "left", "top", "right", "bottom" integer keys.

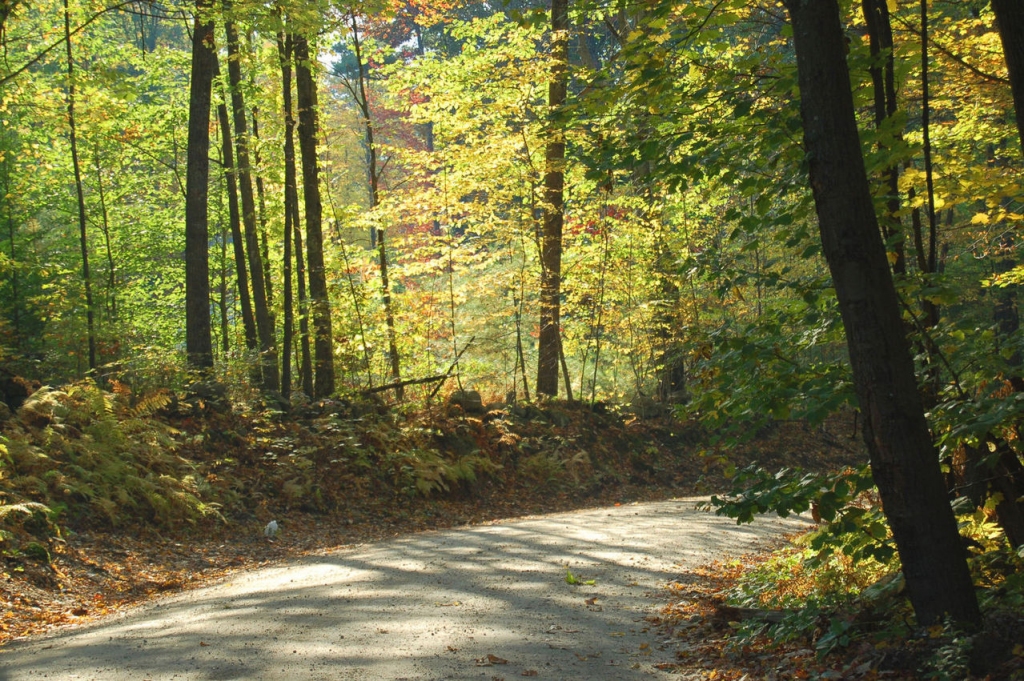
[
  {"left": 184, "top": 0, "right": 215, "bottom": 370},
  {"left": 217, "top": 98, "right": 258, "bottom": 355},
  {"left": 992, "top": 0, "right": 1024, "bottom": 157},
  {"left": 65, "top": 0, "right": 96, "bottom": 373},
  {"left": 92, "top": 149, "right": 116, "bottom": 322},
  {"left": 224, "top": 9, "right": 279, "bottom": 392},
  {"left": 279, "top": 29, "right": 313, "bottom": 398},
  {"left": 537, "top": 0, "right": 568, "bottom": 397},
  {"left": 294, "top": 33, "right": 335, "bottom": 398},
  {"left": 861, "top": 0, "right": 905, "bottom": 275},
  {"left": 349, "top": 11, "right": 402, "bottom": 399},
  {"left": 276, "top": 27, "right": 295, "bottom": 400},
  {"left": 782, "top": 0, "right": 980, "bottom": 626}
]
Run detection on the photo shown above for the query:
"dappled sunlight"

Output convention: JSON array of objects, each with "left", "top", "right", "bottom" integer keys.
[{"left": 0, "top": 500, "right": 806, "bottom": 680}]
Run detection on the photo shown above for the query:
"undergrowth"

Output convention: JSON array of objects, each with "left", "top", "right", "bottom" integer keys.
[{"left": 717, "top": 509, "right": 1024, "bottom": 678}]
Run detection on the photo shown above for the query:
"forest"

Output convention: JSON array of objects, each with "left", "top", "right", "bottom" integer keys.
[{"left": 0, "top": 0, "right": 1023, "bottom": 677}]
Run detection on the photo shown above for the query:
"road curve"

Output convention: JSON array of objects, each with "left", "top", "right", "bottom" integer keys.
[{"left": 0, "top": 499, "right": 807, "bottom": 680}]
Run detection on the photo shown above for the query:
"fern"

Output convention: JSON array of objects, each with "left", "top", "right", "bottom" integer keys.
[
  {"left": 0, "top": 501, "right": 49, "bottom": 522},
  {"left": 130, "top": 391, "right": 172, "bottom": 419}
]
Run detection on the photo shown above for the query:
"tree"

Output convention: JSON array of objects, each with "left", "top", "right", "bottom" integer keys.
[
  {"left": 344, "top": 10, "right": 403, "bottom": 398},
  {"left": 216, "top": 98, "right": 258, "bottom": 357},
  {"left": 536, "top": 0, "right": 568, "bottom": 397},
  {"left": 782, "top": 0, "right": 980, "bottom": 625},
  {"left": 223, "top": 6, "right": 279, "bottom": 392},
  {"left": 294, "top": 32, "right": 335, "bottom": 398},
  {"left": 991, "top": 0, "right": 1024, "bottom": 156},
  {"left": 184, "top": 0, "right": 216, "bottom": 370}
]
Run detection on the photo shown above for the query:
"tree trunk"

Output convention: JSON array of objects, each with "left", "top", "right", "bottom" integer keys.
[
  {"left": 224, "top": 10, "right": 279, "bottom": 392},
  {"left": 276, "top": 28, "right": 295, "bottom": 400},
  {"left": 251, "top": 106, "right": 273, "bottom": 306},
  {"left": 184, "top": 0, "right": 215, "bottom": 370},
  {"left": 293, "top": 33, "right": 335, "bottom": 398},
  {"left": 349, "top": 11, "right": 402, "bottom": 399},
  {"left": 861, "top": 0, "right": 905, "bottom": 275},
  {"left": 3, "top": 146, "right": 19, "bottom": 346},
  {"left": 276, "top": 25, "right": 313, "bottom": 398},
  {"left": 782, "top": 0, "right": 980, "bottom": 626},
  {"left": 293, "top": 198, "right": 314, "bottom": 398},
  {"left": 537, "top": 0, "right": 569, "bottom": 397},
  {"left": 218, "top": 184, "right": 229, "bottom": 355},
  {"left": 217, "top": 99, "right": 258, "bottom": 355},
  {"left": 992, "top": 0, "right": 1024, "bottom": 157},
  {"left": 92, "top": 149, "right": 116, "bottom": 322},
  {"left": 64, "top": 0, "right": 96, "bottom": 373}
]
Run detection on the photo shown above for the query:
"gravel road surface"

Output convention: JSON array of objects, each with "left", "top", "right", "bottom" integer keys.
[{"left": 0, "top": 499, "right": 808, "bottom": 680}]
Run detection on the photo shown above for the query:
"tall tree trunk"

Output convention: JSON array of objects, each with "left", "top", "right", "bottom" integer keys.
[
  {"left": 184, "top": 0, "right": 215, "bottom": 370},
  {"left": 782, "top": 0, "right": 980, "bottom": 626},
  {"left": 3, "top": 146, "right": 19, "bottom": 345},
  {"left": 349, "top": 11, "right": 402, "bottom": 399},
  {"left": 217, "top": 99, "right": 258, "bottom": 355},
  {"left": 218, "top": 177, "right": 229, "bottom": 355},
  {"left": 861, "top": 0, "right": 905, "bottom": 275},
  {"left": 537, "top": 0, "right": 569, "bottom": 397},
  {"left": 293, "top": 33, "right": 335, "bottom": 398},
  {"left": 293, "top": 198, "right": 314, "bottom": 398},
  {"left": 64, "top": 0, "right": 96, "bottom": 373},
  {"left": 92, "top": 149, "right": 116, "bottom": 322},
  {"left": 224, "top": 10, "right": 279, "bottom": 392},
  {"left": 252, "top": 106, "right": 273, "bottom": 306},
  {"left": 276, "top": 26, "right": 312, "bottom": 398},
  {"left": 276, "top": 28, "right": 295, "bottom": 401},
  {"left": 991, "top": 0, "right": 1024, "bottom": 156}
]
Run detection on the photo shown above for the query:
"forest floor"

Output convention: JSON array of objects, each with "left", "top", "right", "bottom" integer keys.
[{"left": 0, "top": 393, "right": 914, "bottom": 678}]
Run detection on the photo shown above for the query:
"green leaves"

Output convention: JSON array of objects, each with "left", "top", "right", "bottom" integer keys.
[{"left": 711, "top": 465, "right": 894, "bottom": 566}]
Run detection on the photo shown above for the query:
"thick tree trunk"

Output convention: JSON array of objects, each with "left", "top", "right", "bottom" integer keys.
[
  {"left": 992, "top": 0, "right": 1024, "bottom": 156},
  {"left": 184, "top": 0, "right": 215, "bottom": 370},
  {"left": 293, "top": 33, "right": 335, "bottom": 398},
  {"left": 782, "top": 0, "right": 980, "bottom": 626},
  {"left": 224, "top": 11, "right": 279, "bottom": 392},
  {"left": 537, "top": 0, "right": 568, "bottom": 397},
  {"left": 217, "top": 100, "right": 258, "bottom": 355}
]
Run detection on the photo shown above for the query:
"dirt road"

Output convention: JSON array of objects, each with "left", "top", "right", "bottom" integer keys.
[{"left": 0, "top": 499, "right": 806, "bottom": 680}]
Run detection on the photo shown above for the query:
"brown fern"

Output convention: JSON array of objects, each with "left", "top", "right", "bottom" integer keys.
[{"left": 130, "top": 391, "right": 172, "bottom": 419}]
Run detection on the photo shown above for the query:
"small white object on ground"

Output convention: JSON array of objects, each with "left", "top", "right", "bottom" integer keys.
[{"left": 263, "top": 520, "right": 279, "bottom": 537}]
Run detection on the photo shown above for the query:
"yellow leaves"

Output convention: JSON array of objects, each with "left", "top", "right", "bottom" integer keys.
[
  {"left": 887, "top": 0, "right": 898, "bottom": 11},
  {"left": 971, "top": 212, "right": 990, "bottom": 225}
]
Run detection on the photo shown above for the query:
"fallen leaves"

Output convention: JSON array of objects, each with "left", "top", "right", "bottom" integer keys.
[{"left": 475, "top": 653, "right": 509, "bottom": 666}]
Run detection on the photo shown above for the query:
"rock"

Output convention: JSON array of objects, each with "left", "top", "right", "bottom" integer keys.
[
  {"left": 185, "top": 381, "right": 230, "bottom": 414},
  {"left": 448, "top": 389, "right": 484, "bottom": 415},
  {"left": 262, "top": 391, "right": 290, "bottom": 414},
  {"left": 0, "top": 373, "right": 34, "bottom": 411},
  {"left": 18, "top": 387, "right": 66, "bottom": 428}
]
